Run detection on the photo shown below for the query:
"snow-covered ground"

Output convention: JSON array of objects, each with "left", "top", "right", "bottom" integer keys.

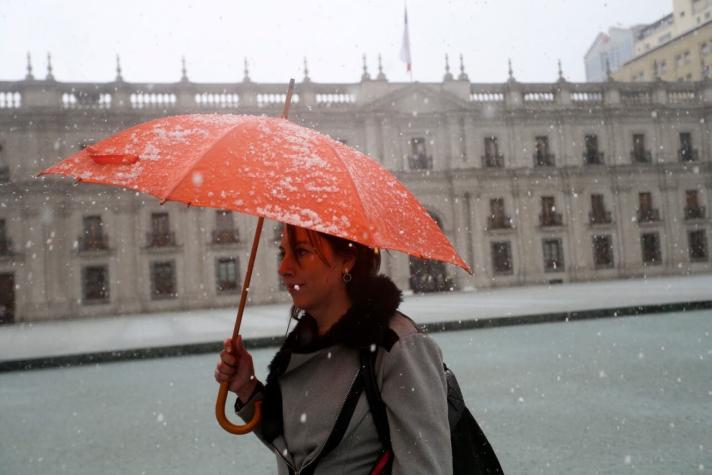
[
  {"left": 1, "top": 309, "right": 710, "bottom": 474},
  {"left": 1, "top": 274, "right": 710, "bottom": 362}
]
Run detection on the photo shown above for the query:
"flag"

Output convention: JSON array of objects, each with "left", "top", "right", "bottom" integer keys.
[{"left": 400, "top": 6, "right": 412, "bottom": 73}]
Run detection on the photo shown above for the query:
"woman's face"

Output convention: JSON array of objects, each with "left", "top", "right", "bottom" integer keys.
[{"left": 278, "top": 227, "right": 353, "bottom": 314}]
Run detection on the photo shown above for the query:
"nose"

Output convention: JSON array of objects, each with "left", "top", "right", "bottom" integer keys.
[{"left": 278, "top": 253, "right": 294, "bottom": 278}]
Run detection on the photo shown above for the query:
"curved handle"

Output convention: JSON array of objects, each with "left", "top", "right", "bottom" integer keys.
[{"left": 215, "top": 382, "right": 262, "bottom": 435}]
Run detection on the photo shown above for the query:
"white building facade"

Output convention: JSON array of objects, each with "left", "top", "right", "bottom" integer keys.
[{"left": 0, "top": 67, "right": 710, "bottom": 323}]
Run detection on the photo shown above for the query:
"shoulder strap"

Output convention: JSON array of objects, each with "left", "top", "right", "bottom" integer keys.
[{"left": 360, "top": 348, "right": 392, "bottom": 451}]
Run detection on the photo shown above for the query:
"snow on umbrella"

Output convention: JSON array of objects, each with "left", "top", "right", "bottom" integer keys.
[{"left": 37, "top": 81, "right": 471, "bottom": 435}]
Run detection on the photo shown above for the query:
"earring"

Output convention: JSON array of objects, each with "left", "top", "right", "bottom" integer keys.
[{"left": 342, "top": 269, "right": 352, "bottom": 283}]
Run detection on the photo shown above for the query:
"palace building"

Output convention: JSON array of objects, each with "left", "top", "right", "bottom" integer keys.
[{"left": 0, "top": 56, "right": 710, "bottom": 322}]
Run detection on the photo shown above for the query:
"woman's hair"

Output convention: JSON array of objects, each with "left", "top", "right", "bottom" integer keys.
[{"left": 283, "top": 224, "right": 381, "bottom": 313}]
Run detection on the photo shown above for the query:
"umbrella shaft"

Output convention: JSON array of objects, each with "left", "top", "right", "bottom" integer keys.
[{"left": 232, "top": 217, "right": 264, "bottom": 340}]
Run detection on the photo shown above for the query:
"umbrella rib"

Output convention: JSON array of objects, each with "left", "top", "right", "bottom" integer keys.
[
  {"left": 323, "top": 140, "right": 380, "bottom": 244},
  {"left": 157, "top": 118, "right": 246, "bottom": 203}
]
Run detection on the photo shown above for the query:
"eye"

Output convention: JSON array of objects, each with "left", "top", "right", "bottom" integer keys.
[
  {"left": 277, "top": 250, "right": 286, "bottom": 260},
  {"left": 296, "top": 247, "right": 309, "bottom": 257}
]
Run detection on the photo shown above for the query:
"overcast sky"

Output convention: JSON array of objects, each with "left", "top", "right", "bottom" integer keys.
[{"left": 1, "top": 0, "right": 671, "bottom": 85}]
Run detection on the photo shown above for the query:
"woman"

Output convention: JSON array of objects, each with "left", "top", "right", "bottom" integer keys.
[{"left": 215, "top": 224, "right": 451, "bottom": 474}]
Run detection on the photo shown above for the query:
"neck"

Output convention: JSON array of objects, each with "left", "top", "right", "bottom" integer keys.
[{"left": 308, "top": 291, "right": 352, "bottom": 336}]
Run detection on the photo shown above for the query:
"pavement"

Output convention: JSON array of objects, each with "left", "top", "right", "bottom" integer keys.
[{"left": 1, "top": 273, "right": 710, "bottom": 371}]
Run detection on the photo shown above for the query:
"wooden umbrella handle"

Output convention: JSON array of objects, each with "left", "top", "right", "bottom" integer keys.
[{"left": 216, "top": 383, "right": 263, "bottom": 434}]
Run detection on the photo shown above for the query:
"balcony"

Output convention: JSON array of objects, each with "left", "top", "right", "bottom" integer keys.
[
  {"left": 0, "top": 237, "right": 13, "bottom": 257},
  {"left": 487, "top": 215, "right": 513, "bottom": 230},
  {"left": 589, "top": 211, "right": 612, "bottom": 225},
  {"left": 678, "top": 148, "right": 699, "bottom": 162},
  {"left": 533, "top": 152, "right": 555, "bottom": 167},
  {"left": 212, "top": 229, "right": 240, "bottom": 244},
  {"left": 540, "top": 212, "right": 563, "bottom": 227},
  {"left": 684, "top": 205, "right": 706, "bottom": 220},
  {"left": 637, "top": 208, "right": 660, "bottom": 223},
  {"left": 630, "top": 150, "right": 652, "bottom": 164},
  {"left": 582, "top": 151, "right": 605, "bottom": 165},
  {"left": 408, "top": 153, "right": 432, "bottom": 170},
  {"left": 146, "top": 231, "right": 176, "bottom": 248},
  {"left": 78, "top": 234, "right": 109, "bottom": 252},
  {"left": 481, "top": 154, "right": 504, "bottom": 168}
]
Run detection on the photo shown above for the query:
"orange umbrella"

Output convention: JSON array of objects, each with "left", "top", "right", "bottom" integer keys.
[{"left": 38, "top": 80, "right": 471, "bottom": 435}]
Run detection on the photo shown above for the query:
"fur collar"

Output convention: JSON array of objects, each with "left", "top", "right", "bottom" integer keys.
[{"left": 261, "top": 274, "right": 402, "bottom": 442}]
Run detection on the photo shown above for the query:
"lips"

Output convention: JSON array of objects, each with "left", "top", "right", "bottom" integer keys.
[{"left": 286, "top": 283, "right": 304, "bottom": 292}]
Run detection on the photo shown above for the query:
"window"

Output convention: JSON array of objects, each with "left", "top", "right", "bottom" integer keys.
[
  {"left": 583, "top": 134, "right": 602, "bottom": 164},
  {"left": 689, "top": 230, "right": 709, "bottom": 261},
  {"left": 684, "top": 190, "right": 705, "bottom": 219},
  {"left": 151, "top": 261, "right": 176, "bottom": 298},
  {"left": 491, "top": 242, "right": 513, "bottom": 274},
  {"left": 540, "top": 196, "right": 562, "bottom": 226},
  {"left": 488, "top": 198, "right": 511, "bottom": 229},
  {"left": 592, "top": 235, "right": 614, "bottom": 268},
  {"left": 148, "top": 213, "right": 175, "bottom": 247},
  {"left": 637, "top": 192, "right": 659, "bottom": 222},
  {"left": 216, "top": 257, "right": 240, "bottom": 293},
  {"left": 679, "top": 132, "right": 696, "bottom": 161},
  {"left": 641, "top": 233, "right": 662, "bottom": 265},
  {"left": 81, "top": 215, "right": 107, "bottom": 251},
  {"left": 590, "top": 194, "right": 611, "bottom": 224},
  {"left": 543, "top": 238, "right": 564, "bottom": 272},
  {"left": 482, "top": 136, "right": 503, "bottom": 167},
  {"left": 82, "top": 265, "right": 109, "bottom": 302},
  {"left": 687, "top": 229, "right": 708, "bottom": 261},
  {"left": 213, "top": 210, "right": 239, "bottom": 244},
  {"left": 631, "top": 134, "right": 650, "bottom": 163},
  {"left": 534, "top": 136, "right": 554, "bottom": 166},
  {"left": 0, "top": 219, "right": 10, "bottom": 256},
  {"left": 408, "top": 137, "right": 431, "bottom": 170}
]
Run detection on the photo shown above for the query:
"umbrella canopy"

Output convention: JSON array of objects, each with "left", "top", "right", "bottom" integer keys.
[{"left": 39, "top": 114, "right": 470, "bottom": 272}]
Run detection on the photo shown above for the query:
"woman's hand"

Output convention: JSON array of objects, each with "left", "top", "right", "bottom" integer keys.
[{"left": 214, "top": 336, "right": 258, "bottom": 403}]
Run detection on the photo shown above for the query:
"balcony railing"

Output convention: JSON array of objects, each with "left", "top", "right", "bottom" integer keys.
[
  {"left": 481, "top": 154, "right": 504, "bottom": 168},
  {"left": 212, "top": 229, "right": 240, "bottom": 244},
  {"left": 630, "top": 150, "right": 652, "bottom": 164},
  {"left": 146, "top": 231, "right": 176, "bottom": 247},
  {"left": 678, "top": 148, "right": 699, "bottom": 162},
  {"left": 684, "top": 205, "right": 706, "bottom": 220},
  {"left": 544, "top": 259, "right": 564, "bottom": 272},
  {"left": 408, "top": 154, "right": 433, "bottom": 170},
  {"left": 637, "top": 208, "right": 660, "bottom": 223},
  {"left": 540, "top": 212, "right": 563, "bottom": 227},
  {"left": 487, "top": 215, "right": 513, "bottom": 230},
  {"left": 533, "top": 152, "right": 555, "bottom": 167},
  {"left": 78, "top": 234, "right": 109, "bottom": 252},
  {"left": 0, "top": 238, "right": 12, "bottom": 256},
  {"left": 589, "top": 211, "right": 612, "bottom": 225},
  {"left": 583, "top": 151, "right": 605, "bottom": 165}
]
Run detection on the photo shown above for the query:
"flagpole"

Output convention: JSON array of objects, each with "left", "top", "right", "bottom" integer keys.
[{"left": 400, "top": 3, "right": 413, "bottom": 82}]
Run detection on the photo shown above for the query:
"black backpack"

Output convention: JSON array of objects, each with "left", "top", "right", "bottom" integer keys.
[{"left": 300, "top": 348, "right": 504, "bottom": 475}]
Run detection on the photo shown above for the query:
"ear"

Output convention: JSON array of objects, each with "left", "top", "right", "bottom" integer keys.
[{"left": 342, "top": 252, "right": 356, "bottom": 272}]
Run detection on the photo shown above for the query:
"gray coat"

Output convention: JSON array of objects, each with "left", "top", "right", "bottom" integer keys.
[{"left": 238, "top": 278, "right": 452, "bottom": 474}]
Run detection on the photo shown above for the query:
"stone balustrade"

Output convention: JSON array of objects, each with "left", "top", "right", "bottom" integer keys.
[{"left": 3, "top": 75, "right": 711, "bottom": 112}]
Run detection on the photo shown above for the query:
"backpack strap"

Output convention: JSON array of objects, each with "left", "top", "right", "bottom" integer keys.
[{"left": 360, "top": 348, "right": 394, "bottom": 474}]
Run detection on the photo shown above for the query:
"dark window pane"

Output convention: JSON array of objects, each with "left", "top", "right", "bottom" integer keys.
[
  {"left": 641, "top": 233, "right": 662, "bottom": 265},
  {"left": 689, "top": 230, "right": 708, "bottom": 261},
  {"left": 151, "top": 261, "right": 176, "bottom": 298},
  {"left": 82, "top": 265, "right": 109, "bottom": 302},
  {"left": 491, "top": 241, "right": 513, "bottom": 274}
]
